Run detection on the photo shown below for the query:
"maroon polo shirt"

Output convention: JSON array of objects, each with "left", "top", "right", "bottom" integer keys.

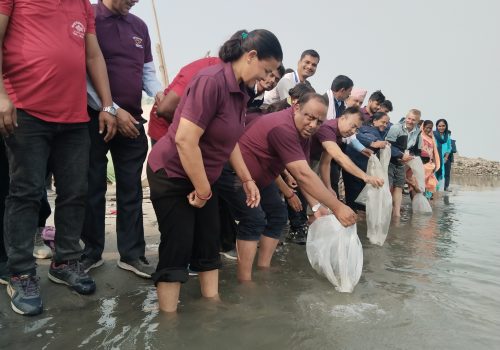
[
  {"left": 94, "top": 2, "right": 152, "bottom": 118},
  {"left": 360, "top": 106, "right": 372, "bottom": 122},
  {"left": 310, "top": 118, "right": 342, "bottom": 160},
  {"left": 239, "top": 108, "right": 310, "bottom": 189},
  {"left": 148, "top": 62, "right": 250, "bottom": 184}
]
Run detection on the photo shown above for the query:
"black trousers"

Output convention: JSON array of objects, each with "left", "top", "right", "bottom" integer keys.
[
  {"left": 81, "top": 108, "right": 148, "bottom": 262},
  {"left": 1, "top": 139, "right": 9, "bottom": 264},
  {"left": 147, "top": 167, "right": 221, "bottom": 284}
]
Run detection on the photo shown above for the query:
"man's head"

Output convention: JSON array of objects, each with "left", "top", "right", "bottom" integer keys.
[
  {"left": 345, "top": 88, "right": 367, "bottom": 108},
  {"left": 378, "top": 100, "right": 393, "bottom": 114},
  {"left": 405, "top": 109, "right": 421, "bottom": 131},
  {"left": 257, "top": 65, "right": 285, "bottom": 92},
  {"left": 103, "top": 0, "right": 138, "bottom": 16},
  {"left": 297, "top": 49, "right": 320, "bottom": 81},
  {"left": 337, "top": 106, "right": 363, "bottom": 138},
  {"left": 330, "top": 75, "right": 354, "bottom": 101},
  {"left": 366, "top": 90, "right": 385, "bottom": 115},
  {"left": 293, "top": 92, "right": 328, "bottom": 139}
]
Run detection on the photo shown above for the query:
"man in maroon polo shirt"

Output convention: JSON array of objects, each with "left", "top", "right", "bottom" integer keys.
[
  {"left": 310, "top": 107, "right": 384, "bottom": 194},
  {"left": 82, "top": 0, "right": 163, "bottom": 278},
  {"left": 360, "top": 90, "right": 385, "bottom": 122},
  {"left": 216, "top": 93, "right": 357, "bottom": 281},
  {"left": 0, "top": 0, "right": 116, "bottom": 316}
]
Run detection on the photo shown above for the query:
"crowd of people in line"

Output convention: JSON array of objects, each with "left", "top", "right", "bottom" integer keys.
[{"left": 0, "top": 0, "right": 456, "bottom": 316}]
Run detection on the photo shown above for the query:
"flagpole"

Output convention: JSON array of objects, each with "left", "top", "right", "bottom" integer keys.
[{"left": 151, "top": 0, "right": 169, "bottom": 86}]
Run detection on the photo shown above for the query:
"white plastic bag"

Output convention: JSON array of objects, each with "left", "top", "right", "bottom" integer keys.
[
  {"left": 306, "top": 215, "right": 363, "bottom": 293},
  {"left": 407, "top": 157, "right": 432, "bottom": 214},
  {"left": 356, "top": 147, "right": 393, "bottom": 245}
]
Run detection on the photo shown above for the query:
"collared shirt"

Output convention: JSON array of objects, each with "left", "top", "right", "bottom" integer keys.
[
  {"left": 93, "top": 1, "right": 153, "bottom": 118},
  {"left": 239, "top": 108, "right": 310, "bottom": 189},
  {"left": 148, "top": 62, "right": 250, "bottom": 184},
  {"left": 0, "top": 0, "right": 95, "bottom": 123},
  {"left": 147, "top": 57, "right": 221, "bottom": 141},
  {"left": 263, "top": 71, "right": 300, "bottom": 105},
  {"left": 360, "top": 106, "right": 372, "bottom": 122},
  {"left": 310, "top": 118, "right": 342, "bottom": 161}
]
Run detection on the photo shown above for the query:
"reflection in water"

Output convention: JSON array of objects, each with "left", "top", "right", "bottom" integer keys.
[{"left": 1, "top": 186, "right": 499, "bottom": 350}]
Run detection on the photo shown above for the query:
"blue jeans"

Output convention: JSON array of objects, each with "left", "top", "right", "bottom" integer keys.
[
  {"left": 215, "top": 166, "right": 287, "bottom": 241},
  {"left": 3, "top": 110, "right": 89, "bottom": 275}
]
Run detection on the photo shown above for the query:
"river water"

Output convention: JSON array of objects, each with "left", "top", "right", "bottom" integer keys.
[{"left": 1, "top": 177, "right": 499, "bottom": 349}]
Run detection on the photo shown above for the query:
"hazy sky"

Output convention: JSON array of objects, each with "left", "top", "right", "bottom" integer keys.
[{"left": 98, "top": 0, "right": 499, "bottom": 161}]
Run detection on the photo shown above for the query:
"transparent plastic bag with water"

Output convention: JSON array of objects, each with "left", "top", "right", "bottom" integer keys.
[
  {"left": 407, "top": 157, "right": 433, "bottom": 213},
  {"left": 306, "top": 215, "right": 363, "bottom": 293},
  {"left": 356, "top": 146, "right": 392, "bottom": 245}
]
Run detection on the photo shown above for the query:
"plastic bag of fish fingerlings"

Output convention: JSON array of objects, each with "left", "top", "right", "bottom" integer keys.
[{"left": 306, "top": 215, "right": 363, "bottom": 293}]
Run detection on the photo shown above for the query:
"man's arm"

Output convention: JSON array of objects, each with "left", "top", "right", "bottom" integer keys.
[
  {"left": 0, "top": 13, "right": 16, "bottom": 136},
  {"left": 156, "top": 90, "right": 180, "bottom": 123},
  {"left": 143, "top": 61, "right": 163, "bottom": 98},
  {"left": 322, "top": 141, "right": 383, "bottom": 187},
  {"left": 286, "top": 159, "right": 356, "bottom": 227},
  {"left": 85, "top": 33, "right": 116, "bottom": 142}
]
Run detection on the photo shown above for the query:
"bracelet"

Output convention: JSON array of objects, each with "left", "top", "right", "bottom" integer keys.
[
  {"left": 242, "top": 179, "right": 255, "bottom": 184},
  {"left": 285, "top": 191, "right": 295, "bottom": 200},
  {"left": 195, "top": 190, "right": 212, "bottom": 201}
]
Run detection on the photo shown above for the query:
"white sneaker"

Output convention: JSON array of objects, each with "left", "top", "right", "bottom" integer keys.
[
  {"left": 33, "top": 228, "right": 52, "bottom": 259},
  {"left": 220, "top": 249, "right": 238, "bottom": 260}
]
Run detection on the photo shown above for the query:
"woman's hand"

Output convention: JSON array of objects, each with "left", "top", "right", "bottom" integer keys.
[
  {"left": 283, "top": 173, "right": 298, "bottom": 188},
  {"left": 243, "top": 180, "right": 260, "bottom": 208},
  {"left": 187, "top": 191, "right": 208, "bottom": 208},
  {"left": 371, "top": 140, "right": 389, "bottom": 149}
]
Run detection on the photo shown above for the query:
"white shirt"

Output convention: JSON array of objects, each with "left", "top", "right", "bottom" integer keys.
[{"left": 263, "top": 71, "right": 300, "bottom": 105}]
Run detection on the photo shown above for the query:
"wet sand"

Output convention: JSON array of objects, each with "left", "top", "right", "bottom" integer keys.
[{"left": 1, "top": 178, "right": 499, "bottom": 349}]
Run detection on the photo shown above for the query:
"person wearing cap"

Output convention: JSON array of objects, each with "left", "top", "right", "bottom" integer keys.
[
  {"left": 346, "top": 88, "right": 368, "bottom": 108},
  {"left": 82, "top": 0, "right": 164, "bottom": 278}
]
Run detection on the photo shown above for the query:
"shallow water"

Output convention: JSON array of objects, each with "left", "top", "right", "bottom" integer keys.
[{"left": 1, "top": 179, "right": 499, "bottom": 350}]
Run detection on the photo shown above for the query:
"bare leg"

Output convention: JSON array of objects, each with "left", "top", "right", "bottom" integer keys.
[
  {"left": 257, "top": 235, "right": 279, "bottom": 268},
  {"left": 199, "top": 269, "right": 219, "bottom": 299},
  {"left": 157, "top": 282, "right": 181, "bottom": 313},
  {"left": 236, "top": 239, "right": 258, "bottom": 282},
  {"left": 391, "top": 187, "right": 403, "bottom": 217}
]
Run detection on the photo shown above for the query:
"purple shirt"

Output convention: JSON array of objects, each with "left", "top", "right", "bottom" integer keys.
[
  {"left": 148, "top": 62, "right": 250, "bottom": 184},
  {"left": 310, "top": 118, "right": 342, "bottom": 160},
  {"left": 360, "top": 106, "right": 371, "bottom": 122},
  {"left": 239, "top": 108, "right": 310, "bottom": 189},
  {"left": 94, "top": 2, "right": 152, "bottom": 118}
]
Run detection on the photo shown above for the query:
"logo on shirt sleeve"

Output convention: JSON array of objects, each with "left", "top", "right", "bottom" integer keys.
[
  {"left": 71, "top": 21, "right": 86, "bottom": 39},
  {"left": 133, "top": 36, "right": 144, "bottom": 48}
]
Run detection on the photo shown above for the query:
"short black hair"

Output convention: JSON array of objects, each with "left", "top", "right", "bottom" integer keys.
[
  {"left": 277, "top": 65, "right": 286, "bottom": 78},
  {"left": 341, "top": 106, "right": 363, "bottom": 121},
  {"left": 380, "top": 99, "right": 393, "bottom": 112},
  {"left": 368, "top": 90, "right": 385, "bottom": 103},
  {"left": 300, "top": 49, "right": 320, "bottom": 61},
  {"left": 330, "top": 75, "right": 354, "bottom": 92}
]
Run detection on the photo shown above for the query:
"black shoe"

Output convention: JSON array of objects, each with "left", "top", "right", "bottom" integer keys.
[
  {"left": 7, "top": 274, "right": 43, "bottom": 316},
  {"left": 80, "top": 256, "right": 104, "bottom": 273},
  {"left": 286, "top": 226, "right": 308, "bottom": 245},
  {"left": 48, "top": 260, "right": 96, "bottom": 295},
  {"left": 117, "top": 256, "right": 155, "bottom": 279}
]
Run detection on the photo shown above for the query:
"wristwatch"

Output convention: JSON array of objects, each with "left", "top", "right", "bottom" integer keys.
[
  {"left": 311, "top": 203, "right": 322, "bottom": 213},
  {"left": 102, "top": 106, "right": 117, "bottom": 116}
]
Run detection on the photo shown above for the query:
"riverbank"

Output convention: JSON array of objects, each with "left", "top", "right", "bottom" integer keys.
[{"left": 452, "top": 155, "right": 500, "bottom": 177}]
